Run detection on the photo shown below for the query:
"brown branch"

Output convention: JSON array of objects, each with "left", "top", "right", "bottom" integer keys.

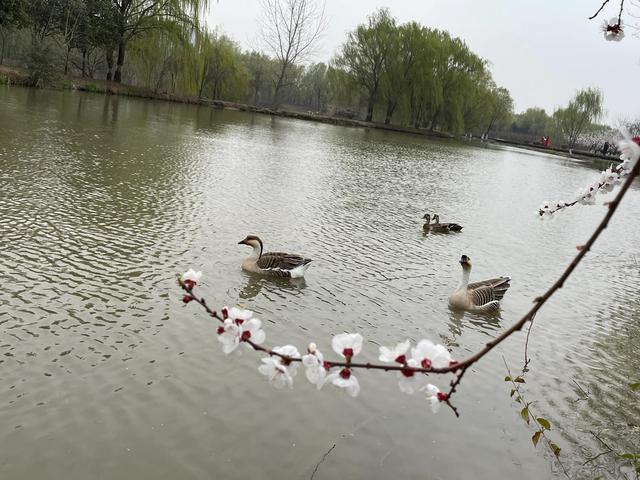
[
  {"left": 589, "top": 0, "right": 612, "bottom": 19},
  {"left": 619, "top": 0, "right": 626, "bottom": 23}
]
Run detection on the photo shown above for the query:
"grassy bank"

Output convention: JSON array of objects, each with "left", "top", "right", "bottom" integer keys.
[{"left": 0, "top": 64, "right": 456, "bottom": 140}]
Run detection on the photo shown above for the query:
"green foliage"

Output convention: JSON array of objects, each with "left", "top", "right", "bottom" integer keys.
[
  {"left": 548, "top": 442, "right": 561, "bottom": 458},
  {"left": 531, "top": 431, "right": 541, "bottom": 447},
  {"left": 536, "top": 417, "right": 551, "bottom": 430},
  {"left": 520, "top": 406, "right": 530, "bottom": 424},
  {"left": 26, "top": 38, "right": 61, "bottom": 86},
  {"left": 630, "top": 382, "right": 640, "bottom": 391},
  {"left": 332, "top": 9, "right": 511, "bottom": 131},
  {"left": 552, "top": 87, "right": 604, "bottom": 147}
]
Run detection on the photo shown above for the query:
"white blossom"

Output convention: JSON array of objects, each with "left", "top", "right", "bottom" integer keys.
[
  {"left": 601, "top": 167, "right": 619, "bottom": 186},
  {"left": 619, "top": 137, "right": 640, "bottom": 168},
  {"left": 411, "top": 339, "right": 453, "bottom": 369},
  {"left": 423, "top": 383, "right": 446, "bottom": 413},
  {"left": 302, "top": 343, "right": 326, "bottom": 388},
  {"left": 257, "top": 345, "right": 300, "bottom": 389},
  {"left": 181, "top": 269, "right": 202, "bottom": 285},
  {"left": 223, "top": 306, "right": 254, "bottom": 322},
  {"left": 325, "top": 368, "right": 360, "bottom": 397},
  {"left": 378, "top": 340, "right": 410, "bottom": 363},
  {"left": 216, "top": 307, "right": 265, "bottom": 354},
  {"left": 578, "top": 182, "right": 599, "bottom": 205},
  {"left": 602, "top": 17, "right": 625, "bottom": 41},
  {"left": 397, "top": 359, "right": 424, "bottom": 394},
  {"left": 217, "top": 319, "right": 240, "bottom": 354},
  {"left": 332, "top": 333, "right": 363, "bottom": 359}
]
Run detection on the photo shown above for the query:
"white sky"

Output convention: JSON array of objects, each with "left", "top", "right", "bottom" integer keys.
[{"left": 207, "top": 0, "right": 640, "bottom": 123}]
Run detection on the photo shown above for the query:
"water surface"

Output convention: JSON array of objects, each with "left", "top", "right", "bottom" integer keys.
[{"left": 1, "top": 87, "right": 639, "bottom": 479}]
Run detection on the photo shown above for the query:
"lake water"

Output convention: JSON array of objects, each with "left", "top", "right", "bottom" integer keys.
[{"left": 1, "top": 87, "right": 639, "bottom": 480}]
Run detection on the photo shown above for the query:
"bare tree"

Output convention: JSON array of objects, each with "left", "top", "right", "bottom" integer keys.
[{"left": 258, "top": 0, "right": 326, "bottom": 105}]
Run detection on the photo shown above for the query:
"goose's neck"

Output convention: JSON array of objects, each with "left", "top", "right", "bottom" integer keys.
[
  {"left": 248, "top": 243, "right": 262, "bottom": 260},
  {"left": 459, "top": 268, "right": 471, "bottom": 289}
]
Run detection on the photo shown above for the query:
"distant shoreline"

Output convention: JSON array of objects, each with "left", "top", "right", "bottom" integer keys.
[{"left": 0, "top": 64, "right": 619, "bottom": 164}]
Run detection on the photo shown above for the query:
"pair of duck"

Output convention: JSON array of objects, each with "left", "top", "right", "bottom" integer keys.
[
  {"left": 422, "top": 214, "right": 463, "bottom": 233},
  {"left": 237, "top": 235, "right": 511, "bottom": 313}
]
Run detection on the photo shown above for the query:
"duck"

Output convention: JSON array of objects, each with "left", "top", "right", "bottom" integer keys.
[
  {"left": 432, "top": 214, "right": 463, "bottom": 232},
  {"left": 448, "top": 255, "right": 511, "bottom": 312},
  {"left": 423, "top": 214, "right": 462, "bottom": 233},
  {"left": 238, "top": 235, "right": 312, "bottom": 278}
]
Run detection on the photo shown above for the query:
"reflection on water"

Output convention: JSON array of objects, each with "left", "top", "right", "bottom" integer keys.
[
  {"left": 1, "top": 86, "right": 640, "bottom": 480},
  {"left": 238, "top": 272, "right": 308, "bottom": 301}
]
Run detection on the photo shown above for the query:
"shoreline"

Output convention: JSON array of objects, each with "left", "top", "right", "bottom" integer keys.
[{"left": 0, "top": 64, "right": 619, "bottom": 164}]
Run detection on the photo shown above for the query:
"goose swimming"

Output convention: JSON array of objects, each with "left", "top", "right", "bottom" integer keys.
[
  {"left": 448, "top": 255, "right": 511, "bottom": 312},
  {"left": 423, "top": 214, "right": 463, "bottom": 233},
  {"left": 432, "top": 214, "right": 463, "bottom": 232},
  {"left": 238, "top": 235, "right": 312, "bottom": 278}
]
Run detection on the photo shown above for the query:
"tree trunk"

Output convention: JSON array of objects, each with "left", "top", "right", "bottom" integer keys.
[
  {"left": 384, "top": 100, "right": 396, "bottom": 125},
  {"left": 106, "top": 49, "right": 114, "bottom": 81},
  {"left": 484, "top": 118, "right": 495, "bottom": 138},
  {"left": 273, "top": 62, "right": 288, "bottom": 105},
  {"left": 429, "top": 109, "right": 440, "bottom": 131},
  {"left": 113, "top": 41, "right": 125, "bottom": 83},
  {"left": 81, "top": 50, "right": 86, "bottom": 77},
  {"left": 64, "top": 45, "right": 71, "bottom": 75},
  {"left": 365, "top": 93, "right": 376, "bottom": 122},
  {"left": 0, "top": 28, "right": 5, "bottom": 65}
]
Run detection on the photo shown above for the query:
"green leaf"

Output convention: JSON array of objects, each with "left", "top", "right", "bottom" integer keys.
[
  {"left": 536, "top": 417, "right": 551, "bottom": 430},
  {"left": 514, "top": 376, "right": 526, "bottom": 383},
  {"left": 504, "top": 376, "right": 512, "bottom": 381},
  {"left": 510, "top": 389, "right": 516, "bottom": 398},
  {"left": 549, "top": 442, "right": 561, "bottom": 457},
  {"left": 532, "top": 431, "right": 541, "bottom": 447},
  {"left": 621, "top": 453, "right": 640, "bottom": 459},
  {"left": 521, "top": 407, "right": 530, "bottom": 424},
  {"left": 630, "top": 383, "right": 640, "bottom": 391}
]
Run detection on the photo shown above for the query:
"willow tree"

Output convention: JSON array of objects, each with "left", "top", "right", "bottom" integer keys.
[
  {"left": 552, "top": 88, "right": 604, "bottom": 147},
  {"left": 483, "top": 86, "right": 513, "bottom": 136},
  {"left": 335, "top": 8, "right": 396, "bottom": 122},
  {"left": 110, "top": 0, "right": 209, "bottom": 83},
  {"left": 241, "top": 51, "right": 277, "bottom": 105}
]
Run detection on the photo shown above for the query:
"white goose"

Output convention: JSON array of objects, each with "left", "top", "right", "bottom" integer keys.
[
  {"left": 448, "top": 255, "right": 511, "bottom": 312},
  {"left": 238, "top": 235, "right": 312, "bottom": 278}
]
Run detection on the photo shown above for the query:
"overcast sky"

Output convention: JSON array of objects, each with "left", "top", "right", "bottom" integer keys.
[{"left": 207, "top": 0, "right": 640, "bottom": 123}]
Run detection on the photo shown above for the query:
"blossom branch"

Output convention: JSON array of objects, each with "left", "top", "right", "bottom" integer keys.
[{"left": 179, "top": 139, "right": 640, "bottom": 416}]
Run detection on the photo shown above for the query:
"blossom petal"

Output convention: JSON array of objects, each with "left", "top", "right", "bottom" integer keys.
[{"left": 331, "top": 333, "right": 363, "bottom": 357}]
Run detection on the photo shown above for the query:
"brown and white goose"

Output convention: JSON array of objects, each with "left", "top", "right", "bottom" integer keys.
[
  {"left": 432, "top": 214, "right": 463, "bottom": 232},
  {"left": 448, "top": 255, "right": 511, "bottom": 312},
  {"left": 238, "top": 235, "right": 312, "bottom": 278}
]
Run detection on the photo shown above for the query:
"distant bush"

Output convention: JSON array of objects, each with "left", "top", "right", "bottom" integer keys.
[
  {"left": 26, "top": 41, "right": 62, "bottom": 88},
  {"left": 0, "top": 74, "right": 9, "bottom": 85}
]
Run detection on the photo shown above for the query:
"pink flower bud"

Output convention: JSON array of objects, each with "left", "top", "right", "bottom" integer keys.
[{"left": 182, "top": 295, "right": 193, "bottom": 304}]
